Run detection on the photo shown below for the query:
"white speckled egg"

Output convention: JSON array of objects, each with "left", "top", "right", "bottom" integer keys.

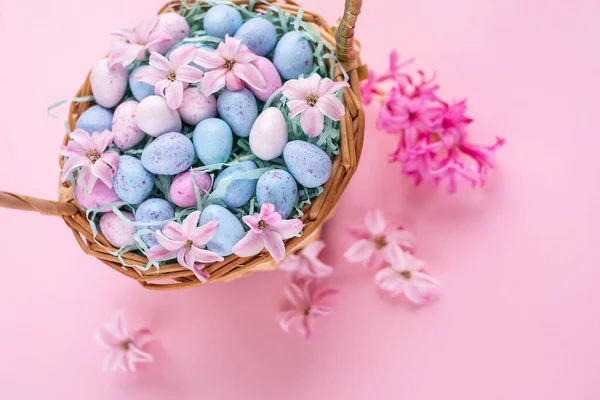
[
  {"left": 90, "top": 58, "right": 128, "bottom": 108},
  {"left": 136, "top": 96, "right": 182, "bottom": 137},
  {"left": 178, "top": 88, "right": 217, "bottom": 126},
  {"left": 148, "top": 12, "right": 190, "bottom": 55},
  {"left": 249, "top": 107, "right": 288, "bottom": 160},
  {"left": 112, "top": 100, "right": 146, "bottom": 150},
  {"left": 99, "top": 211, "right": 136, "bottom": 248}
]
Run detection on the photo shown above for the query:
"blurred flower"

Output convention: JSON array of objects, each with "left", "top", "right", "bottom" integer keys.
[{"left": 279, "top": 240, "right": 333, "bottom": 279}]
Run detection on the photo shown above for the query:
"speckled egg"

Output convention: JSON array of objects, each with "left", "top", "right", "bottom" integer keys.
[
  {"left": 141, "top": 132, "right": 195, "bottom": 175},
  {"left": 129, "top": 66, "right": 155, "bottom": 101},
  {"left": 256, "top": 169, "right": 299, "bottom": 218},
  {"left": 213, "top": 161, "right": 259, "bottom": 208},
  {"left": 136, "top": 96, "right": 182, "bottom": 137},
  {"left": 200, "top": 204, "right": 245, "bottom": 256},
  {"left": 193, "top": 118, "right": 233, "bottom": 165},
  {"left": 99, "top": 211, "right": 136, "bottom": 248},
  {"left": 249, "top": 107, "right": 288, "bottom": 160},
  {"left": 91, "top": 58, "right": 129, "bottom": 108},
  {"left": 217, "top": 89, "right": 258, "bottom": 138},
  {"left": 75, "top": 181, "right": 121, "bottom": 209},
  {"left": 272, "top": 31, "right": 314, "bottom": 80},
  {"left": 283, "top": 141, "right": 332, "bottom": 188},
  {"left": 112, "top": 101, "right": 145, "bottom": 150},
  {"left": 75, "top": 105, "right": 113, "bottom": 134},
  {"left": 203, "top": 5, "right": 242, "bottom": 38},
  {"left": 135, "top": 198, "right": 175, "bottom": 247},
  {"left": 178, "top": 88, "right": 217, "bottom": 126},
  {"left": 113, "top": 155, "right": 155, "bottom": 204},
  {"left": 248, "top": 57, "right": 282, "bottom": 102},
  {"left": 148, "top": 12, "right": 190, "bottom": 55},
  {"left": 169, "top": 170, "right": 212, "bottom": 208},
  {"left": 233, "top": 18, "right": 277, "bottom": 57}
]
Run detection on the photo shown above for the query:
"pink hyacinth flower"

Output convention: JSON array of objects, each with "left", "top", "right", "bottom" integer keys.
[
  {"left": 279, "top": 240, "right": 333, "bottom": 279},
  {"left": 344, "top": 209, "right": 415, "bottom": 269},
  {"left": 136, "top": 44, "right": 204, "bottom": 109},
  {"left": 282, "top": 73, "right": 349, "bottom": 137},
  {"left": 194, "top": 35, "right": 266, "bottom": 95},
  {"left": 276, "top": 279, "right": 339, "bottom": 339},
  {"left": 375, "top": 244, "right": 439, "bottom": 304},
  {"left": 95, "top": 311, "right": 153, "bottom": 373},
  {"left": 60, "top": 129, "right": 119, "bottom": 193},
  {"left": 232, "top": 203, "right": 304, "bottom": 263},
  {"left": 146, "top": 211, "right": 224, "bottom": 282},
  {"left": 108, "top": 16, "right": 171, "bottom": 69}
]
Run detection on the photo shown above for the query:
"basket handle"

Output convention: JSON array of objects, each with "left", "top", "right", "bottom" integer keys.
[
  {"left": 0, "top": 191, "right": 78, "bottom": 217},
  {"left": 336, "top": 0, "right": 362, "bottom": 62}
]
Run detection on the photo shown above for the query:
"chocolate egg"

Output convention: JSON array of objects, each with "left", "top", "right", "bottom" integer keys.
[
  {"left": 136, "top": 96, "right": 182, "bottom": 137},
  {"left": 135, "top": 198, "right": 175, "bottom": 247},
  {"left": 99, "top": 211, "right": 136, "bottom": 248},
  {"left": 217, "top": 89, "right": 258, "bottom": 138},
  {"left": 213, "top": 161, "right": 259, "bottom": 208},
  {"left": 193, "top": 118, "right": 233, "bottom": 165},
  {"left": 75, "top": 105, "right": 113, "bottom": 134},
  {"left": 91, "top": 58, "right": 128, "bottom": 108},
  {"left": 203, "top": 5, "right": 242, "bottom": 38},
  {"left": 283, "top": 141, "right": 332, "bottom": 188},
  {"left": 178, "top": 88, "right": 217, "bottom": 126},
  {"left": 169, "top": 170, "right": 212, "bottom": 208},
  {"left": 141, "top": 132, "right": 195, "bottom": 175},
  {"left": 249, "top": 107, "right": 288, "bottom": 160},
  {"left": 256, "top": 169, "right": 298, "bottom": 218},
  {"left": 112, "top": 100, "right": 145, "bottom": 150},
  {"left": 272, "top": 31, "right": 314, "bottom": 80},
  {"left": 248, "top": 57, "right": 282, "bottom": 102},
  {"left": 200, "top": 204, "right": 245, "bottom": 256},
  {"left": 233, "top": 18, "right": 277, "bottom": 57},
  {"left": 113, "top": 155, "right": 155, "bottom": 204}
]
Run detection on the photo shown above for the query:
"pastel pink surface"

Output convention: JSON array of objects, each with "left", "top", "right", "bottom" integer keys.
[{"left": 0, "top": 0, "right": 599, "bottom": 399}]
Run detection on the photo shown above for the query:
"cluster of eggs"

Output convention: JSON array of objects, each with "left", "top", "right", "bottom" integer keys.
[{"left": 75, "top": 5, "right": 337, "bottom": 259}]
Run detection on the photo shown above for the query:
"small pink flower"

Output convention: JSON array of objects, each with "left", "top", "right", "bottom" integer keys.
[
  {"left": 279, "top": 240, "right": 333, "bottom": 279},
  {"left": 430, "top": 100, "right": 473, "bottom": 146},
  {"left": 344, "top": 209, "right": 415, "bottom": 269},
  {"left": 108, "top": 16, "right": 170, "bottom": 69},
  {"left": 378, "top": 89, "right": 431, "bottom": 146},
  {"left": 194, "top": 35, "right": 266, "bottom": 95},
  {"left": 136, "top": 44, "right": 204, "bottom": 109},
  {"left": 276, "top": 280, "right": 338, "bottom": 339},
  {"left": 375, "top": 244, "right": 439, "bottom": 304},
  {"left": 232, "top": 203, "right": 304, "bottom": 263},
  {"left": 282, "top": 73, "right": 349, "bottom": 137},
  {"left": 95, "top": 311, "right": 153, "bottom": 373},
  {"left": 146, "top": 211, "right": 224, "bottom": 282},
  {"left": 60, "top": 129, "right": 119, "bottom": 192}
]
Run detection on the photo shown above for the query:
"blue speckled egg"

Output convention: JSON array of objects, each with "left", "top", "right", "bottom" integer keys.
[
  {"left": 204, "top": 5, "right": 242, "bottom": 38},
  {"left": 233, "top": 18, "right": 277, "bottom": 57},
  {"left": 272, "top": 31, "right": 314, "bottom": 80},
  {"left": 217, "top": 89, "right": 258, "bottom": 138},
  {"left": 193, "top": 118, "right": 233, "bottom": 165},
  {"left": 256, "top": 169, "right": 299, "bottom": 218},
  {"left": 76, "top": 105, "right": 113, "bottom": 134},
  {"left": 283, "top": 141, "right": 332, "bottom": 188},
  {"left": 213, "top": 161, "right": 259, "bottom": 208},
  {"left": 135, "top": 198, "right": 175, "bottom": 247},
  {"left": 200, "top": 204, "right": 245, "bottom": 256},
  {"left": 141, "top": 132, "right": 195, "bottom": 175},
  {"left": 114, "top": 155, "right": 155, "bottom": 204},
  {"left": 129, "top": 66, "right": 155, "bottom": 102}
]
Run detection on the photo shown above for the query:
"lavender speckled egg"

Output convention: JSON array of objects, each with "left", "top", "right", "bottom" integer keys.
[
  {"left": 204, "top": 5, "right": 242, "bottom": 38},
  {"left": 129, "top": 66, "right": 155, "bottom": 101},
  {"left": 169, "top": 170, "right": 212, "bottom": 208},
  {"left": 141, "top": 132, "right": 195, "bottom": 175},
  {"left": 248, "top": 57, "right": 282, "bottom": 102},
  {"left": 193, "top": 118, "right": 233, "bottom": 165},
  {"left": 99, "top": 211, "right": 136, "bottom": 248},
  {"left": 213, "top": 161, "right": 259, "bottom": 208},
  {"left": 283, "top": 141, "right": 332, "bottom": 188},
  {"left": 249, "top": 107, "right": 288, "bottom": 160},
  {"left": 76, "top": 105, "right": 113, "bottom": 134},
  {"left": 217, "top": 89, "right": 258, "bottom": 137},
  {"left": 272, "top": 31, "right": 314, "bottom": 80},
  {"left": 91, "top": 59, "right": 128, "bottom": 108},
  {"left": 256, "top": 169, "right": 298, "bottom": 218},
  {"left": 135, "top": 198, "right": 175, "bottom": 247},
  {"left": 148, "top": 12, "right": 190, "bottom": 55},
  {"left": 200, "top": 204, "right": 245, "bottom": 256},
  {"left": 233, "top": 18, "right": 277, "bottom": 57},
  {"left": 113, "top": 155, "right": 155, "bottom": 204},
  {"left": 75, "top": 181, "right": 121, "bottom": 209},
  {"left": 112, "top": 100, "right": 145, "bottom": 150},
  {"left": 178, "top": 88, "right": 217, "bottom": 126},
  {"left": 136, "top": 96, "right": 182, "bottom": 137}
]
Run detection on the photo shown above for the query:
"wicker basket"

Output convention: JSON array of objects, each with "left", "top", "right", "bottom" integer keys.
[{"left": 0, "top": 0, "right": 366, "bottom": 290}]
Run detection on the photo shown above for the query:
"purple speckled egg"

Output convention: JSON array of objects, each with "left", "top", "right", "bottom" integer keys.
[
  {"left": 141, "top": 132, "right": 195, "bottom": 175},
  {"left": 148, "top": 13, "right": 190, "bottom": 55},
  {"left": 75, "top": 181, "right": 121, "bottom": 209},
  {"left": 135, "top": 198, "right": 175, "bottom": 247},
  {"left": 248, "top": 57, "right": 282, "bottom": 102},
  {"left": 112, "top": 100, "right": 146, "bottom": 150},
  {"left": 178, "top": 88, "right": 217, "bottom": 126},
  {"left": 169, "top": 170, "right": 212, "bottom": 208},
  {"left": 256, "top": 169, "right": 298, "bottom": 218},
  {"left": 217, "top": 88, "right": 258, "bottom": 138},
  {"left": 99, "top": 211, "right": 136, "bottom": 248},
  {"left": 283, "top": 141, "right": 332, "bottom": 188},
  {"left": 249, "top": 107, "right": 288, "bottom": 160},
  {"left": 136, "top": 96, "right": 182, "bottom": 137},
  {"left": 90, "top": 58, "right": 128, "bottom": 108}
]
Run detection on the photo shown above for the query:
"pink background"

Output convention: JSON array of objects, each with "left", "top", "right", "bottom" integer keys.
[{"left": 1, "top": 0, "right": 599, "bottom": 398}]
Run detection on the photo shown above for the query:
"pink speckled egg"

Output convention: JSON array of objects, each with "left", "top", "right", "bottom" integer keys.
[
  {"left": 178, "top": 88, "right": 217, "bottom": 126},
  {"left": 90, "top": 58, "right": 128, "bottom": 108},
  {"left": 136, "top": 96, "right": 182, "bottom": 137},
  {"left": 112, "top": 100, "right": 146, "bottom": 150},
  {"left": 169, "top": 170, "right": 212, "bottom": 208},
  {"left": 99, "top": 211, "right": 136, "bottom": 248},
  {"left": 148, "top": 13, "right": 190, "bottom": 55},
  {"left": 249, "top": 56, "right": 282, "bottom": 102},
  {"left": 75, "top": 181, "right": 121, "bottom": 210}
]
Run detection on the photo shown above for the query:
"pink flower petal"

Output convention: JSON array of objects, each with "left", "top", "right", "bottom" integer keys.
[
  {"left": 78, "top": 167, "right": 99, "bottom": 193},
  {"left": 412, "top": 271, "right": 440, "bottom": 288},
  {"left": 282, "top": 79, "right": 309, "bottom": 101},
  {"left": 91, "top": 159, "right": 117, "bottom": 188},
  {"left": 176, "top": 65, "right": 204, "bottom": 83},
  {"left": 146, "top": 244, "right": 179, "bottom": 262},
  {"left": 232, "top": 231, "right": 264, "bottom": 257},
  {"left": 316, "top": 94, "right": 345, "bottom": 121},
  {"left": 165, "top": 80, "right": 184, "bottom": 109},
  {"left": 148, "top": 52, "right": 172, "bottom": 73},
  {"left": 284, "top": 281, "right": 309, "bottom": 308},
  {"left": 95, "top": 327, "right": 122, "bottom": 348},
  {"left": 155, "top": 230, "right": 186, "bottom": 251},
  {"left": 201, "top": 68, "right": 227, "bottom": 95},
  {"left": 306, "top": 73, "right": 321, "bottom": 94},
  {"left": 177, "top": 247, "right": 194, "bottom": 269},
  {"left": 190, "top": 247, "right": 224, "bottom": 263},
  {"left": 191, "top": 264, "right": 210, "bottom": 282},
  {"left": 136, "top": 68, "right": 166, "bottom": 86},
  {"left": 100, "top": 151, "right": 119, "bottom": 171},
  {"left": 317, "top": 77, "right": 349, "bottom": 97},
  {"left": 385, "top": 229, "right": 416, "bottom": 250},
  {"left": 298, "top": 316, "right": 313, "bottom": 339},
  {"left": 225, "top": 70, "right": 245, "bottom": 91},
  {"left": 219, "top": 35, "right": 241, "bottom": 59},
  {"left": 90, "top": 130, "right": 115, "bottom": 153},
  {"left": 181, "top": 211, "right": 201, "bottom": 237},
  {"left": 60, "top": 155, "right": 89, "bottom": 182},
  {"left": 365, "top": 209, "right": 387, "bottom": 236},
  {"left": 313, "top": 287, "right": 339, "bottom": 303},
  {"left": 161, "top": 222, "right": 186, "bottom": 242},
  {"left": 263, "top": 229, "right": 286, "bottom": 263},
  {"left": 193, "top": 49, "right": 225, "bottom": 69},
  {"left": 381, "top": 243, "right": 407, "bottom": 272},
  {"left": 169, "top": 44, "right": 197, "bottom": 70},
  {"left": 300, "top": 107, "right": 325, "bottom": 137},
  {"left": 136, "top": 15, "right": 160, "bottom": 43},
  {"left": 287, "top": 100, "right": 309, "bottom": 119},
  {"left": 108, "top": 42, "right": 145, "bottom": 69},
  {"left": 403, "top": 282, "right": 427, "bottom": 304},
  {"left": 301, "top": 240, "right": 326, "bottom": 259},
  {"left": 305, "top": 258, "right": 333, "bottom": 278},
  {"left": 233, "top": 46, "right": 258, "bottom": 63},
  {"left": 131, "top": 328, "right": 153, "bottom": 348},
  {"left": 111, "top": 28, "right": 136, "bottom": 44},
  {"left": 310, "top": 304, "right": 332, "bottom": 317},
  {"left": 232, "top": 62, "right": 266, "bottom": 90},
  {"left": 70, "top": 129, "right": 95, "bottom": 150},
  {"left": 276, "top": 310, "right": 303, "bottom": 333},
  {"left": 190, "top": 220, "right": 219, "bottom": 247},
  {"left": 343, "top": 239, "right": 375, "bottom": 263},
  {"left": 241, "top": 213, "right": 262, "bottom": 232},
  {"left": 278, "top": 254, "right": 302, "bottom": 274},
  {"left": 269, "top": 219, "right": 303, "bottom": 240},
  {"left": 126, "top": 343, "right": 154, "bottom": 372}
]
